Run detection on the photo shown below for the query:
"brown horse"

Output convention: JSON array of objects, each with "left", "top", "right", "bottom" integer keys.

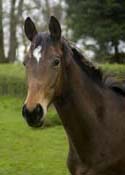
[{"left": 22, "top": 16, "right": 125, "bottom": 175}]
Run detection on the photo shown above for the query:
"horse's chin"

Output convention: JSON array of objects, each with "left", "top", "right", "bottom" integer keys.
[{"left": 26, "top": 119, "right": 45, "bottom": 128}]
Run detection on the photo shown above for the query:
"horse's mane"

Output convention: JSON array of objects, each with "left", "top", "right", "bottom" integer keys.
[
  {"left": 69, "top": 42, "right": 125, "bottom": 96},
  {"left": 71, "top": 47, "right": 103, "bottom": 85}
]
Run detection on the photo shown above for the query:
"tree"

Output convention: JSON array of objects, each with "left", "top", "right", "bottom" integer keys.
[
  {"left": 1, "top": 0, "right": 64, "bottom": 63},
  {"left": 66, "top": 0, "right": 125, "bottom": 62},
  {"left": 8, "top": 0, "right": 24, "bottom": 62},
  {"left": 0, "top": 0, "right": 5, "bottom": 62}
]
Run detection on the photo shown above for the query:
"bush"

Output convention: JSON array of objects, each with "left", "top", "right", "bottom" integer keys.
[
  {"left": 0, "top": 64, "right": 26, "bottom": 97},
  {"left": 100, "top": 63, "right": 125, "bottom": 78}
]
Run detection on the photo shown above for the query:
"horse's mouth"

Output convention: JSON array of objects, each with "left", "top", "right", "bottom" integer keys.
[{"left": 26, "top": 118, "right": 45, "bottom": 128}]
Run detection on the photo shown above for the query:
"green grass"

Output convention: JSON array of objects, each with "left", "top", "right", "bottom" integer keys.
[
  {"left": 100, "top": 63, "right": 125, "bottom": 75},
  {"left": 0, "top": 96, "right": 68, "bottom": 175}
]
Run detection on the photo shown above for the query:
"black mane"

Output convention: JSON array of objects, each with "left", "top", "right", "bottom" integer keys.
[
  {"left": 70, "top": 45, "right": 125, "bottom": 96},
  {"left": 71, "top": 47, "right": 103, "bottom": 85}
]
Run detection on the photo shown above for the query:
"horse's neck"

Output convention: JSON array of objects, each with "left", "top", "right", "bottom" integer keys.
[{"left": 54, "top": 60, "right": 103, "bottom": 163}]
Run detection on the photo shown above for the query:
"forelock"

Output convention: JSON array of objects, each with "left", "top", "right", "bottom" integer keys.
[{"left": 32, "top": 32, "right": 51, "bottom": 49}]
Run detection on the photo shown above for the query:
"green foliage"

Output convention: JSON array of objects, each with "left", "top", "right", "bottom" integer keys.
[
  {"left": 100, "top": 63, "right": 125, "bottom": 76},
  {"left": 0, "top": 96, "right": 68, "bottom": 175},
  {"left": 0, "top": 64, "right": 26, "bottom": 97},
  {"left": 97, "top": 53, "right": 125, "bottom": 63},
  {"left": 66, "top": 0, "right": 125, "bottom": 59},
  {"left": 67, "top": 0, "right": 125, "bottom": 41}
]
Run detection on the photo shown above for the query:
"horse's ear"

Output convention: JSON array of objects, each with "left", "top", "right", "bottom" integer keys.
[
  {"left": 49, "top": 16, "right": 61, "bottom": 41},
  {"left": 24, "top": 17, "right": 37, "bottom": 41}
]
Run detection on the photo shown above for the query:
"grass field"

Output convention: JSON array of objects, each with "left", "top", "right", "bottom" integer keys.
[{"left": 0, "top": 96, "right": 68, "bottom": 175}]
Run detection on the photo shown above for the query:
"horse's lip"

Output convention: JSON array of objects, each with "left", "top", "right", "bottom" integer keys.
[{"left": 26, "top": 119, "right": 44, "bottom": 128}]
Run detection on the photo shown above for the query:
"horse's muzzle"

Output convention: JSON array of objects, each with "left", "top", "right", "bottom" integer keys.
[{"left": 22, "top": 104, "right": 44, "bottom": 127}]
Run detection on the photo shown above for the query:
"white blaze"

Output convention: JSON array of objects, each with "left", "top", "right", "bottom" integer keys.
[{"left": 33, "top": 46, "right": 42, "bottom": 63}]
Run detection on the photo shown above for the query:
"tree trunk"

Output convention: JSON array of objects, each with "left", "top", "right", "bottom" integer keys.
[
  {"left": 114, "top": 44, "right": 119, "bottom": 63},
  {"left": 111, "top": 42, "right": 121, "bottom": 63},
  {"left": 16, "top": 0, "right": 24, "bottom": 58},
  {"left": 17, "top": 0, "right": 24, "bottom": 18},
  {"left": 0, "top": 0, "right": 5, "bottom": 63},
  {"left": 8, "top": 0, "right": 24, "bottom": 62},
  {"left": 8, "top": 0, "right": 17, "bottom": 63}
]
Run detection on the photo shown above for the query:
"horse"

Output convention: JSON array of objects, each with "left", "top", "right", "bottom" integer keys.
[{"left": 22, "top": 16, "right": 125, "bottom": 175}]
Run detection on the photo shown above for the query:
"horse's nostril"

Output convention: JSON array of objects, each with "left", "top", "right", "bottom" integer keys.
[
  {"left": 36, "top": 104, "right": 43, "bottom": 117},
  {"left": 22, "top": 104, "right": 27, "bottom": 117},
  {"left": 22, "top": 104, "right": 44, "bottom": 127}
]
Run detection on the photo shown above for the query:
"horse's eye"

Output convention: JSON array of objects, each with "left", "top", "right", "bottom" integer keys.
[{"left": 52, "top": 58, "right": 60, "bottom": 67}]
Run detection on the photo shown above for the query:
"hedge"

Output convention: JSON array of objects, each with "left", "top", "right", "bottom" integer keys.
[{"left": 0, "top": 64, "right": 26, "bottom": 97}]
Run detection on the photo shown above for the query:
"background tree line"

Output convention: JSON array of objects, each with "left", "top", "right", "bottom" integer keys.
[
  {"left": 0, "top": 0, "right": 64, "bottom": 63},
  {"left": 0, "top": 0, "right": 125, "bottom": 63},
  {"left": 66, "top": 0, "right": 125, "bottom": 63}
]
